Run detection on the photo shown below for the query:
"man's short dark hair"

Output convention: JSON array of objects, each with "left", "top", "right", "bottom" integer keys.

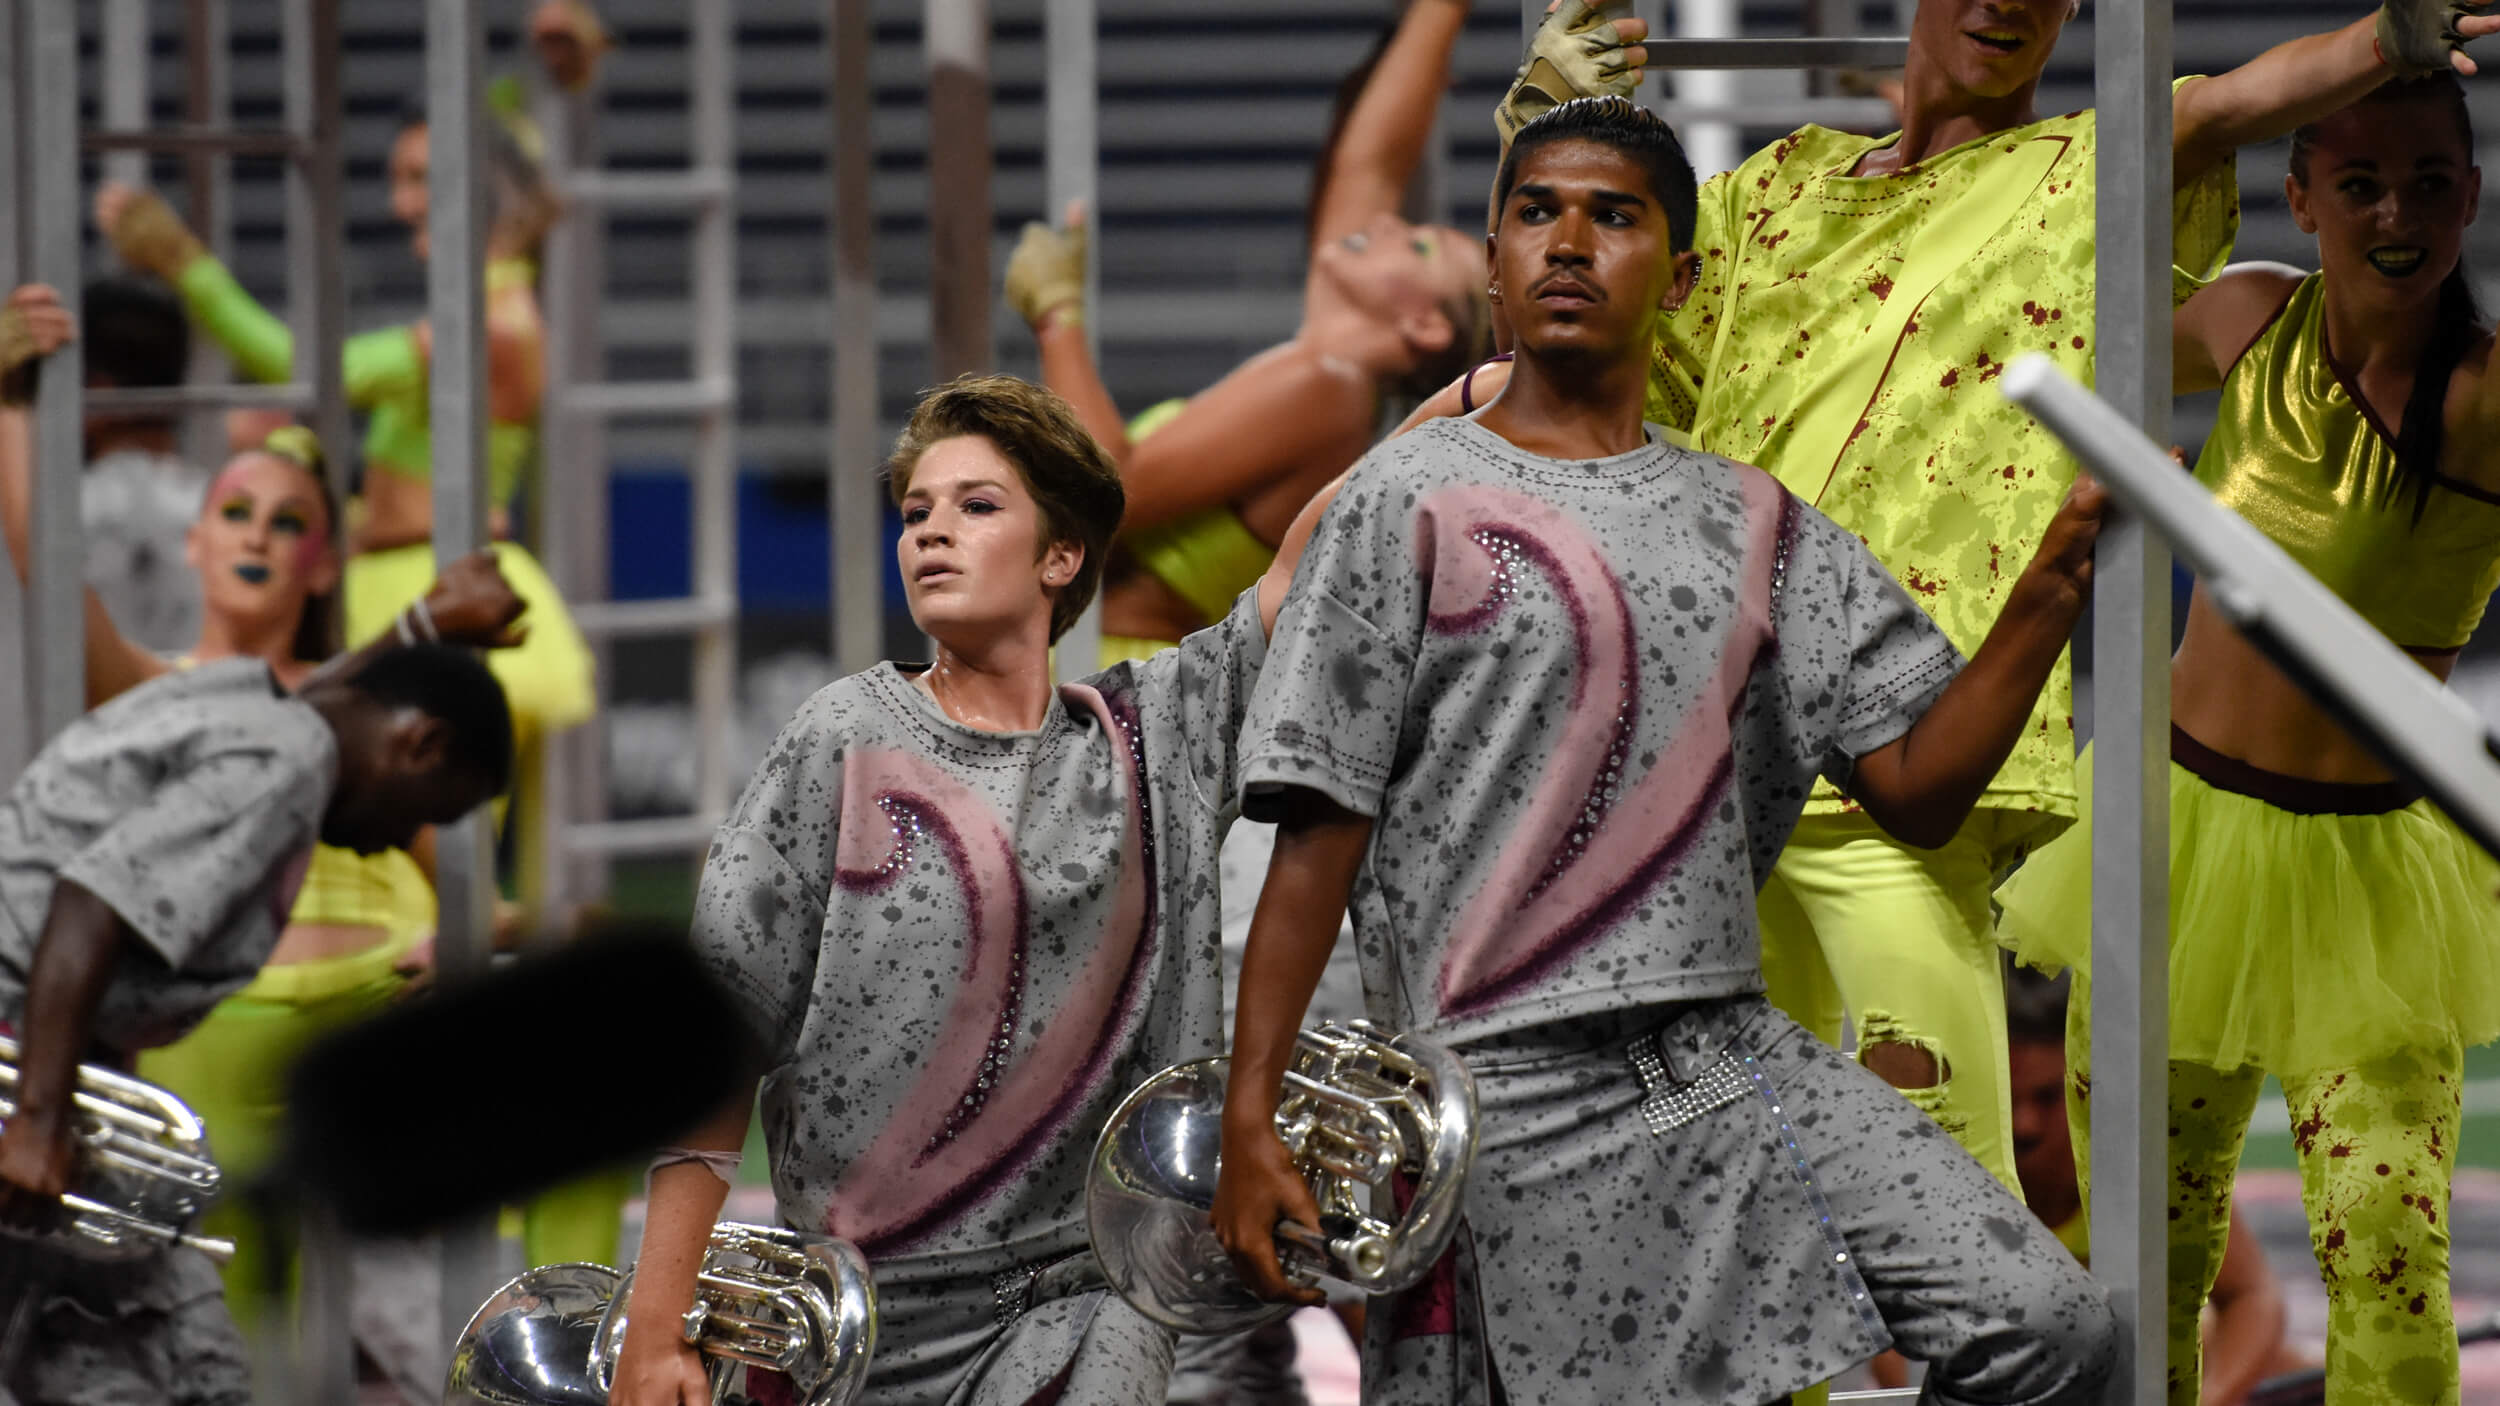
[
  {"left": 2004, "top": 956, "right": 2070, "bottom": 1048},
  {"left": 1493, "top": 97, "right": 1701, "bottom": 256},
  {"left": 82, "top": 277, "right": 190, "bottom": 391},
  {"left": 345, "top": 643, "right": 515, "bottom": 795}
]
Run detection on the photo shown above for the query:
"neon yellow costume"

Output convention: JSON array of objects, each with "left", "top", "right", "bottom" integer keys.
[
  {"left": 1647, "top": 92, "right": 2240, "bottom": 1189},
  {"left": 2000, "top": 273, "right": 2500, "bottom": 1406},
  {"left": 1096, "top": 398, "right": 1278, "bottom": 670}
]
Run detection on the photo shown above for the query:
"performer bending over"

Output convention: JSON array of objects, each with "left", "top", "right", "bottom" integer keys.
[
  {"left": 611, "top": 375, "right": 1335, "bottom": 1406},
  {"left": 2001, "top": 73, "right": 2500, "bottom": 1406},
  {"left": 1212, "top": 98, "right": 2112, "bottom": 1405},
  {"left": 0, "top": 573, "right": 522, "bottom": 1405},
  {"left": 1430, "top": 0, "right": 2499, "bottom": 1196}
]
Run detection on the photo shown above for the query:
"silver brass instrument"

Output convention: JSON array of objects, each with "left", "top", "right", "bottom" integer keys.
[
  {"left": 445, "top": 1221, "right": 876, "bottom": 1406},
  {"left": 1087, "top": 1019, "right": 1478, "bottom": 1334},
  {"left": 0, "top": 1032, "right": 233, "bottom": 1261}
]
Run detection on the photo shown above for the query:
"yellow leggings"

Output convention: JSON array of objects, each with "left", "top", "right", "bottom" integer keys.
[
  {"left": 2068, "top": 972, "right": 2464, "bottom": 1406},
  {"left": 1757, "top": 809, "right": 2034, "bottom": 1192}
]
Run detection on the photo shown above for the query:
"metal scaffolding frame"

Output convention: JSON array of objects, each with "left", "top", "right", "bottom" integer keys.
[
  {"left": 535, "top": 0, "right": 745, "bottom": 905},
  {"left": 425, "top": 0, "right": 504, "bottom": 1340}
]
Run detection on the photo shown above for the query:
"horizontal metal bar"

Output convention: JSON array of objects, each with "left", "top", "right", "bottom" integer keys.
[
  {"left": 560, "top": 813, "right": 723, "bottom": 859},
  {"left": 1654, "top": 98, "right": 1896, "bottom": 127},
  {"left": 569, "top": 594, "right": 738, "bottom": 639},
  {"left": 1647, "top": 37, "right": 1909, "bottom": 70},
  {"left": 83, "top": 125, "right": 302, "bottom": 158},
  {"left": 1830, "top": 1392, "right": 1920, "bottom": 1403},
  {"left": 562, "top": 169, "right": 733, "bottom": 208},
  {"left": 82, "top": 383, "right": 315, "bottom": 414},
  {"left": 558, "top": 377, "right": 736, "bottom": 417}
]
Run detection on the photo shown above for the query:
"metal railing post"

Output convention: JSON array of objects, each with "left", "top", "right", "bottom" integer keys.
[
  {"left": 2090, "top": 0, "right": 2173, "bottom": 1397},
  {"left": 830, "top": 0, "right": 883, "bottom": 676},
  {"left": 425, "top": 0, "right": 503, "bottom": 1334},
  {"left": 1046, "top": 0, "right": 1099, "bottom": 681},
  {"left": 927, "top": 0, "right": 991, "bottom": 383},
  {"left": 28, "top": 0, "right": 84, "bottom": 743}
]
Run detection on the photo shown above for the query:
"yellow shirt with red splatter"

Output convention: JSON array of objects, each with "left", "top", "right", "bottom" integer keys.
[{"left": 1648, "top": 90, "right": 2237, "bottom": 827}]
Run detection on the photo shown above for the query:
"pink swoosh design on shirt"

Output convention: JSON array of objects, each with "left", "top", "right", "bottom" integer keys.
[
  {"left": 1426, "top": 475, "right": 1788, "bottom": 1019},
  {"left": 820, "top": 687, "right": 1160, "bottom": 1253}
]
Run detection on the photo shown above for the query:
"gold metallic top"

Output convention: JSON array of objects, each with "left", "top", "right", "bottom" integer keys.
[{"left": 2197, "top": 272, "right": 2500, "bottom": 651}]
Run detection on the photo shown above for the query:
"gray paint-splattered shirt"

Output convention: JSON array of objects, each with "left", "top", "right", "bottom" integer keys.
[
  {"left": 0, "top": 658, "right": 334, "bottom": 1053},
  {"left": 688, "top": 592, "right": 1265, "bottom": 1271},
  {"left": 1236, "top": 417, "right": 1960, "bottom": 1048}
]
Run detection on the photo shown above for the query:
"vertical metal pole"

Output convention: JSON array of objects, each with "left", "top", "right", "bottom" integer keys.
[
  {"left": 28, "top": 0, "right": 83, "bottom": 742},
  {"left": 181, "top": 0, "right": 235, "bottom": 475},
  {"left": 284, "top": 0, "right": 350, "bottom": 629},
  {"left": 689, "top": 0, "right": 739, "bottom": 824},
  {"left": 536, "top": 83, "right": 611, "bottom": 914},
  {"left": 426, "top": 0, "right": 500, "bottom": 1334},
  {"left": 1, "top": 0, "right": 29, "bottom": 781},
  {"left": 926, "top": 0, "right": 991, "bottom": 382},
  {"left": 1675, "top": 0, "right": 1743, "bottom": 177},
  {"left": 281, "top": 6, "right": 355, "bottom": 1392},
  {"left": 183, "top": 0, "right": 228, "bottom": 242},
  {"left": 1045, "top": 0, "right": 1099, "bottom": 681},
  {"left": 2090, "top": 0, "right": 2171, "bottom": 1398},
  {"left": 100, "top": 0, "right": 148, "bottom": 188},
  {"left": 830, "top": 0, "right": 883, "bottom": 676}
]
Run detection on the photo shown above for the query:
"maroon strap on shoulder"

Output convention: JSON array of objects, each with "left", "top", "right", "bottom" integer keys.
[{"left": 1459, "top": 353, "right": 1515, "bottom": 414}]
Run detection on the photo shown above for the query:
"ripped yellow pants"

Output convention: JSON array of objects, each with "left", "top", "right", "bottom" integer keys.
[{"left": 1756, "top": 809, "right": 2032, "bottom": 1193}]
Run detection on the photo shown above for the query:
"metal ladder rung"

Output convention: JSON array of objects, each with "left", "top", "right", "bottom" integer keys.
[
  {"left": 1649, "top": 38, "right": 1909, "bottom": 70},
  {"left": 83, "top": 126, "right": 301, "bottom": 159},
  {"left": 1656, "top": 98, "right": 1896, "bottom": 127},
  {"left": 563, "top": 169, "right": 732, "bottom": 208},
  {"left": 561, "top": 814, "right": 724, "bottom": 859},
  {"left": 560, "top": 377, "right": 735, "bottom": 417},
  {"left": 81, "top": 383, "right": 315, "bottom": 415},
  {"left": 570, "top": 594, "right": 737, "bottom": 639}
]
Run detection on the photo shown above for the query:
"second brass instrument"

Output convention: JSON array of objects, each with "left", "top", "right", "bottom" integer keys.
[
  {"left": 1086, "top": 1020, "right": 1478, "bottom": 1334},
  {"left": 0, "top": 1031, "right": 233, "bottom": 1262}
]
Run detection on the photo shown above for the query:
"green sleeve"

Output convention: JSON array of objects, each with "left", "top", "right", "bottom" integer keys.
[
  {"left": 175, "top": 258, "right": 424, "bottom": 410},
  {"left": 342, "top": 325, "right": 424, "bottom": 408},
  {"left": 174, "top": 257, "right": 294, "bottom": 386}
]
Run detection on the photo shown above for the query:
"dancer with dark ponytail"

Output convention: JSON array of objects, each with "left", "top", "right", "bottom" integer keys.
[{"left": 2000, "top": 73, "right": 2500, "bottom": 1406}]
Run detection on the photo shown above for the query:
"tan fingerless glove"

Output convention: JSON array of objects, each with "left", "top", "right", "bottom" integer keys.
[
  {"left": 0, "top": 304, "right": 41, "bottom": 408},
  {"left": 105, "top": 187, "right": 209, "bottom": 281},
  {"left": 2375, "top": 0, "right": 2472, "bottom": 75},
  {"left": 1495, "top": 0, "right": 1644, "bottom": 149},
  {"left": 1005, "top": 219, "right": 1088, "bottom": 332}
]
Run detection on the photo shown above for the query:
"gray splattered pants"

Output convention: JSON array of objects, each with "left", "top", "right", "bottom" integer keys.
[
  {"left": 0, "top": 1238, "right": 250, "bottom": 1406},
  {"left": 1366, "top": 998, "right": 2116, "bottom": 1405}
]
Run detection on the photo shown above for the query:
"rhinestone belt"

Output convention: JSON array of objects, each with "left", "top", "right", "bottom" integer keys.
[
  {"left": 990, "top": 1249, "right": 1096, "bottom": 1330},
  {"left": 1628, "top": 1029, "right": 1749, "bottom": 1137}
]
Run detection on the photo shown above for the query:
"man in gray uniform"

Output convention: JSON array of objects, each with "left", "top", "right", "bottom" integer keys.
[
  {"left": 0, "top": 563, "right": 522, "bottom": 1406},
  {"left": 1211, "top": 98, "right": 2117, "bottom": 1404}
]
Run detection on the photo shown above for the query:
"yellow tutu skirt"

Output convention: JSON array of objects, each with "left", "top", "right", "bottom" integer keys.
[
  {"left": 1996, "top": 735, "right": 2500, "bottom": 1077},
  {"left": 344, "top": 539, "right": 596, "bottom": 751}
]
